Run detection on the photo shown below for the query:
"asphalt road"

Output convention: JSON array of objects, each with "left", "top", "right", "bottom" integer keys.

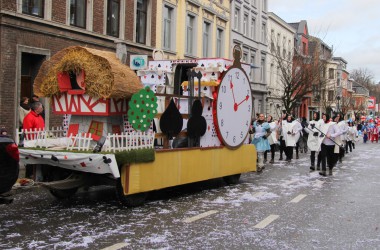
[{"left": 1, "top": 141, "right": 379, "bottom": 249}]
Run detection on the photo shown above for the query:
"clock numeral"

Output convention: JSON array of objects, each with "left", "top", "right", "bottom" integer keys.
[
  {"left": 228, "top": 74, "right": 232, "bottom": 81},
  {"left": 233, "top": 136, "right": 236, "bottom": 143},
  {"left": 240, "top": 131, "right": 243, "bottom": 138},
  {"left": 248, "top": 105, "right": 251, "bottom": 112},
  {"left": 235, "top": 72, "right": 240, "bottom": 79},
  {"left": 221, "top": 119, "right": 224, "bottom": 127},
  {"left": 225, "top": 131, "right": 229, "bottom": 138},
  {"left": 247, "top": 89, "right": 250, "bottom": 96},
  {"left": 243, "top": 77, "right": 246, "bottom": 85},
  {"left": 221, "top": 85, "right": 226, "bottom": 93},
  {"left": 219, "top": 102, "right": 222, "bottom": 110},
  {"left": 246, "top": 121, "right": 249, "bottom": 126}
]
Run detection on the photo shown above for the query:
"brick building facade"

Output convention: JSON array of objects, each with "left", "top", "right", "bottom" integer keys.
[{"left": 0, "top": 0, "right": 157, "bottom": 137}]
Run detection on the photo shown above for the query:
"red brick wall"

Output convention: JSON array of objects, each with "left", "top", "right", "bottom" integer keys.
[
  {"left": 125, "top": 0, "right": 134, "bottom": 41},
  {"left": 93, "top": 0, "right": 104, "bottom": 34},
  {"left": 0, "top": 0, "right": 157, "bottom": 137},
  {"left": 51, "top": 0, "right": 66, "bottom": 24},
  {"left": 1, "top": 0, "right": 17, "bottom": 11}
]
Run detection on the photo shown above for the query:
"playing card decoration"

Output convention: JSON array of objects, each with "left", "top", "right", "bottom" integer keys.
[
  {"left": 160, "top": 98, "right": 183, "bottom": 139},
  {"left": 187, "top": 100, "right": 207, "bottom": 139}
]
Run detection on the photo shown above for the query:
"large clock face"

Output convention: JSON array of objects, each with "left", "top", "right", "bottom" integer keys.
[{"left": 215, "top": 67, "right": 253, "bottom": 148}]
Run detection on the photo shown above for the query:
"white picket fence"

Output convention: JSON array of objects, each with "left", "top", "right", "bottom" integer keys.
[
  {"left": 15, "top": 127, "right": 65, "bottom": 148},
  {"left": 16, "top": 127, "right": 154, "bottom": 152},
  {"left": 104, "top": 132, "right": 155, "bottom": 152},
  {"left": 66, "top": 133, "right": 93, "bottom": 151}
]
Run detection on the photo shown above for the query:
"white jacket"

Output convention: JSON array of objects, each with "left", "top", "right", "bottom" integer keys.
[{"left": 282, "top": 120, "right": 302, "bottom": 147}]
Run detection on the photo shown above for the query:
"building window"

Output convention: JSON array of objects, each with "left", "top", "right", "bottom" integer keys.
[
  {"left": 261, "top": 57, "right": 266, "bottom": 83},
  {"left": 106, "top": 0, "right": 120, "bottom": 37},
  {"left": 186, "top": 14, "right": 195, "bottom": 55},
  {"left": 136, "top": 0, "right": 148, "bottom": 44},
  {"left": 328, "top": 90, "right": 334, "bottom": 102},
  {"left": 251, "top": 18, "right": 256, "bottom": 39},
  {"left": 261, "top": 22, "right": 266, "bottom": 44},
  {"left": 329, "top": 68, "right": 334, "bottom": 79},
  {"left": 234, "top": 8, "right": 240, "bottom": 31},
  {"left": 22, "top": 0, "right": 44, "bottom": 17},
  {"left": 88, "top": 121, "right": 104, "bottom": 141},
  {"left": 163, "top": 5, "right": 173, "bottom": 50},
  {"left": 203, "top": 21, "right": 211, "bottom": 57},
  {"left": 250, "top": 55, "right": 255, "bottom": 81},
  {"left": 243, "top": 13, "right": 248, "bottom": 36},
  {"left": 243, "top": 53, "right": 248, "bottom": 63},
  {"left": 70, "top": 0, "right": 86, "bottom": 28},
  {"left": 216, "top": 28, "right": 224, "bottom": 57},
  {"left": 302, "top": 42, "right": 307, "bottom": 55}
]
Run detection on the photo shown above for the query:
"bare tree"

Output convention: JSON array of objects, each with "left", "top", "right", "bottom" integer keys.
[
  {"left": 339, "top": 95, "right": 355, "bottom": 117},
  {"left": 350, "top": 68, "right": 374, "bottom": 88},
  {"left": 270, "top": 40, "right": 328, "bottom": 115}
]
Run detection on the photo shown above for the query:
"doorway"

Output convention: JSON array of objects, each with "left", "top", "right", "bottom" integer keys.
[{"left": 20, "top": 53, "right": 46, "bottom": 100}]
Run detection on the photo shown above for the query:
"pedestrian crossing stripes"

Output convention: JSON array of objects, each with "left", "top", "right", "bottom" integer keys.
[
  {"left": 183, "top": 210, "right": 218, "bottom": 223},
  {"left": 254, "top": 214, "right": 279, "bottom": 229}
]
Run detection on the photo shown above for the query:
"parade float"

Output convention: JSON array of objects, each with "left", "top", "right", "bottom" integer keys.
[{"left": 17, "top": 45, "right": 257, "bottom": 206}]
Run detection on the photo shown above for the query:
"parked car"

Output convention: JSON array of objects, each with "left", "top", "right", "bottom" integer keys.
[{"left": 0, "top": 135, "right": 19, "bottom": 204}]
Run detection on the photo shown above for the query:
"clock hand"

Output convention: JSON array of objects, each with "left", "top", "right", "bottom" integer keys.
[
  {"left": 230, "top": 80, "right": 236, "bottom": 104},
  {"left": 234, "top": 95, "right": 249, "bottom": 111}
]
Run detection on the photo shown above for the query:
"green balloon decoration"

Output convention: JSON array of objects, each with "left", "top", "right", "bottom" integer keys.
[{"left": 128, "top": 87, "right": 158, "bottom": 131}]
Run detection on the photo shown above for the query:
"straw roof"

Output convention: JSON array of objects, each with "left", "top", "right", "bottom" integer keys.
[{"left": 34, "top": 46, "right": 143, "bottom": 99}]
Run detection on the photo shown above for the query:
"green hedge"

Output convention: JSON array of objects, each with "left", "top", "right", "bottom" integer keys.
[{"left": 114, "top": 148, "right": 155, "bottom": 166}]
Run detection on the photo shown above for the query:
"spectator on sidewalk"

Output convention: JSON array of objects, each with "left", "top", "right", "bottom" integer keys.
[{"left": 19, "top": 97, "right": 31, "bottom": 129}]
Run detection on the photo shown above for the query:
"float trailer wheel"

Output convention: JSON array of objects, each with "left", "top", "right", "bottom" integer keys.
[
  {"left": 116, "top": 178, "right": 147, "bottom": 207},
  {"left": 223, "top": 174, "right": 241, "bottom": 185}
]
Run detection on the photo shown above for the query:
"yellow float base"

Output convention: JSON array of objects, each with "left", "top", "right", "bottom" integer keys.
[{"left": 120, "top": 144, "right": 257, "bottom": 195}]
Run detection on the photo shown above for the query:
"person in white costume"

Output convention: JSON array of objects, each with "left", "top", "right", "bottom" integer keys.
[
  {"left": 282, "top": 114, "right": 303, "bottom": 162},
  {"left": 346, "top": 121, "right": 357, "bottom": 153},
  {"left": 335, "top": 113, "right": 348, "bottom": 164},
  {"left": 304, "top": 112, "right": 323, "bottom": 171},
  {"left": 319, "top": 113, "right": 342, "bottom": 176},
  {"left": 264, "top": 115, "right": 279, "bottom": 164}
]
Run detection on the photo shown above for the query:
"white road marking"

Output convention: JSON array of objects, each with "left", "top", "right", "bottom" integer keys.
[
  {"left": 254, "top": 214, "right": 279, "bottom": 229},
  {"left": 252, "top": 191, "right": 265, "bottom": 197},
  {"left": 290, "top": 194, "right": 307, "bottom": 203},
  {"left": 283, "top": 179, "right": 298, "bottom": 185},
  {"left": 183, "top": 210, "right": 218, "bottom": 223},
  {"left": 313, "top": 180, "right": 325, "bottom": 188},
  {"left": 101, "top": 243, "right": 129, "bottom": 250}
]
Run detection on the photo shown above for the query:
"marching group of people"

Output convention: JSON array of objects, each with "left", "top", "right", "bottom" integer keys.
[{"left": 250, "top": 111, "right": 365, "bottom": 176}]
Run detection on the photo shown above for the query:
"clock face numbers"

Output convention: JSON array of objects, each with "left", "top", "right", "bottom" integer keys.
[{"left": 216, "top": 67, "right": 253, "bottom": 148}]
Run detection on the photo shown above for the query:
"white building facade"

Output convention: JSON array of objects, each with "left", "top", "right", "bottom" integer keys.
[
  {"left": 267, "top": 12, "right": 295, "bottom": 119},
  {"left": 230, "top": 0, "right": 269, "bottom": 115}
]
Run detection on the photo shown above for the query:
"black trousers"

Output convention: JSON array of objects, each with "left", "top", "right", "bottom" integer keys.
[
  {"left": 264, "top": 144, "right": 276, "bottom": 160},
  {"left": 285, "top": 146, "right": 294, "bottom": 160},
  {"left": 311, "top": 151, "right": 322, "bottom": 167},
  {"left": 345, "top": 141, "right": 353, "bottom": 152},
  {"left": 320, "top": 144, "right": 335, "bottom": 171},
  {"left": 279, "top": 139, "right": 286, "bottom": 158},
  {"left": 339, "top": 145, "right": 345, "bottom": 161}
]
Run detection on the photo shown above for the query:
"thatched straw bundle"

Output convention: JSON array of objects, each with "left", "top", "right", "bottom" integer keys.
[{"left": 34, "top": 46, "right": 143, "bottom": 99}]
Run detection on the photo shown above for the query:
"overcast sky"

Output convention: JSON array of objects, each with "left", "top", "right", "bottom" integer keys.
[{"left": 269, "top": 0, "right": 380, "bottom": 83}]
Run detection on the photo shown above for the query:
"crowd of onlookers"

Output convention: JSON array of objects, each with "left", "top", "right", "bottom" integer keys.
[{"left": 250, "top": 112, "right": 376, "bottom": 176}]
